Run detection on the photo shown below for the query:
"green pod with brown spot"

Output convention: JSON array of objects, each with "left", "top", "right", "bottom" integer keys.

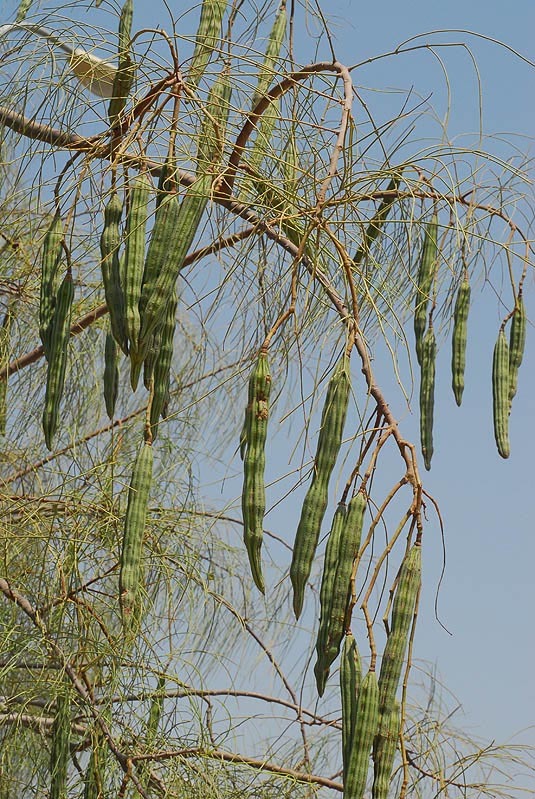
[
  {"left": 187, "top": 0, "right": 228, "bottom": 91},
  {"left": 377, "top": 544, "right": 421, "bottom": 713},
  {"left": 414, "top": 212, "right": 438, "bottom": 365},
  {"left": 340, "top": 632, "right": 362, "bottom": 775},
  {"left": 241, "top": 352, "right": 271, "bottom": 593},
  {"left": 451, "top": 278, "right": 470, "bottom": 406},
  {"left": 508, "top": 295, "right": 526, "bottom": 407},
  {"left": 39, "top": 211, "right": 63, "bottom": 359},
  {"left": 119, "top": 439, "right": 154, "bottom": 627},
  {"left": 290, "top": 355, "right": 351, "bottom": 619},
  {"left": 123, "top": 171, "right": 151, "bottom": 361},
  {"left": 149, "top": 290, "right": 178, "bottom": 439},
  {"left": 100, "top": 191, "right": 128, "bottom": 355},
  {"left": 108, "top": 0, "right": 135, "bottom": 125},
  {"left": 103, "top": 329, "right": 119, "bottom": 419},
  {"left": 143, "top": 326, "right": 163, "bottom": 391},
  {"left": 419, "top": 325, "right": 436, "bottom": 471},
  {"left": 49, "top": 687, "right": 71, "bottom": 799},
  {"left": 42, "top": 273, "right": 74, "bottom": 450},
  {"left": 372, "top": 702, "right": 400, "bottom": 799},
  {"left": 492, "top": 329, "right": 510, "bottom": 459},
  {"left": 344, "top": 669, "right": 380, "bottom": 799}
]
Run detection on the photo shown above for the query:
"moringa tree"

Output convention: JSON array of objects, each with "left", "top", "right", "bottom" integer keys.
[{"left": 0, "top": 1, "right": 533, "bottom": 797}]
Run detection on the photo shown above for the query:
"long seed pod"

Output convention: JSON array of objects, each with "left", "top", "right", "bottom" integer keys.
[
  {"left": 372, "top": 702, "right": 400, "bottom": 799},
  {"left": 100, "top": 191, "right": 128, "bottom": 355},
  {"left": 149, "top": 290, "right": 178, "bottom": 439},
  {"left": 252, "top": 1, "right": 287, "bottom": 106},
  {"left": 353, "top": 175, "right": 401, "bottom": 269},
  {"left": 124, "top": 171, "right": 151, "bottom": 361},
  {"left": 143, "top": 327, "right": 162, "bottom": 391},
  {"left": 0, "top": 306, "right": 11, "bottom": 435},
  {"left": 39, "top": 210, "right": 63, "bottom": 358},
  {"left": 196, "top": 68, "right": 232, "bottom": 171},
  {"left": 377, "top": 544, "right": 421, "bottom": 713},
  {"left": 314, "top": 503, "right": 347, "bottom": 695},
  {"left": 108, "top": 0, "right": 135, "bottom": 125},
  {"left": 414, "top": 212, "right": 438, "bottom": 365},
  {"left": 83, "top": 730, "right": 108, "bottom": 799},
  {"left": 49, "top": 687, "right": 71, "bottom": 799},
  {"left": 241, "top": 352, "right": 271, "bottom": 593},
  {"left": 340, "top": 632, "right": 362, "bottom": 775},
  {"left": 290, "top": 355, "right": 351, "bottom": 619},
  {"left": 103, "top": 329, "right": 119, "bottom": 419},
  {"left": 138, "top": 675, "right": 165, "bottom": 788},
  {"left": 42, "top": 273, "right": 74, "bottom": 450},
  {"left": 119, "top": 439, "right": 154, "bottom": 628},
  {"left": 508, "top": 295, "right": 526, "bottom": 408},
  {"left": 315, "top": 493, "right": 366, "bottom": 695},
  {"left": 451, "top": 278, "right": 471, "bottom": 406},
  {"left": 492, "top": 329, "right": 510, "bottom": 459},
  {"left": 344, "top": 669, "right": 380, "bottom": 799},
  {"left": 187, "top": 0, "right": 228, "bottom": 91},
  {"left": 419, "top": 325, "right": 436, "bottom": 471}
]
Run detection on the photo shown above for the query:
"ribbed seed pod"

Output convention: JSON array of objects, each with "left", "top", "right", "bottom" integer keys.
[
  {"left": 196, "top": 69, "right": 232, "bottom": 171},
  {"left": 49, "top": 688, "right": 71, "bottom": 799},
  {"left": 119, "top": 440, "right": 154, "bottom": 627},
  {"left": 103, "top": 329, "right": 119, "bottom": 419},
  {"left": 0, "top": 307, "right": 11, "bottom": 435},
  {"left": 83, "top": 730, "right": 108, "bottom": 799},
  {"left": 39, "top": 211, "right": 63, "bottom": 358},
  {"left": 290, "top": 355, "right": 351, "bottom": 619},
  {"left": 377, "top": 544, "right": 421, "bottom": 713},
  {"left": 508, "top": 295, "right": 526, "bottom": 407},
  {"left": 414, "top": 213, "right": 438, "bottom": 365},
  {"left": 42, "top": 273, "right": 74, "bottom": 450},
  {"left": 149, "top": 291, "right": 178, "bottom": 439},
  {"left": 123, "top": 171, "right": 151, "bottom": 361},
  {"left": 353, "top": 175, "right": 400, "bottom": 269},
  {"left": 451, "top": 278, "right": 471, "bottom": 406},
  {"left": 344, "top": 669, "right": 380, "bottom": 799},
  {"left": 314, "top": 503, "right": 347, "bottom": 695},
  {"left": 143, "top": 326, "right": 163, "bottom": 390},
  {"left": 340, "top": 632, "right": 362, "bottom": 775},
  {"left": 372, "top": 702, "right": 400, "bottom": 799},
  {"left": 492, "top": 329, "right": 510, "bottom": 459},
  {"left": 315, "top": 493, "right": 366, "bottom": 695},
  {"left": 137, "top": 173, "right": 212, "bottom": 361},
  {"left": 100, "top": 191, "right": 128, "bottom": 355},
  {"left": 108, "top": 0, "right": 135, "bottom": 125},
  {"left": 241, "top": 352, "right": 271, "bottom": 593},
  {"left": 419, "top": 325, "right": 436, "bottom": 471},
  {"left": 187, "top": 0, "right": 228, "bottom": 91},
  {"left": 252, "top": 1, "right": 287, "bottom": 106},
  {"left": 138, "top": 675, "right": 165, "bottom": 788}
]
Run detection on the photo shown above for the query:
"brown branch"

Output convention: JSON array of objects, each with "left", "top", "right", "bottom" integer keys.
[
  {"left": 0, "top": 711, "right": 86, "bottom": 737},
  {"left": 132, "top": 745, "right": 344, "bottom": 792}
]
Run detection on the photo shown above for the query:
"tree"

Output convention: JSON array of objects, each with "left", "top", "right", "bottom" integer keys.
[{"left": 0, "top": 1, "right": 533, "bottom": 797}]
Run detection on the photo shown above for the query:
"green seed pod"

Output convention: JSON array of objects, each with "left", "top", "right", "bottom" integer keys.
[
  {"left": 149, "top": 291, "right": 178, "bottom": 439},
  {"left": 419, "top": 325, "right": 436, "bottom": 471},
  {"left": 16, "top": 0, "right": 33, "bottom": 22},
  {"left": 252, "top": 1, "right": 287, "bottom": 106},
  {"left": 372, "top": 702, "right": 400, "bottom": 799},
  {"left": 353, "top": 175, "right": 401, "bottom": 269},
  {"left": 241, "top": 352, "right": 271, "bottom": 593},
  {"left": 187, "top": 0, "right": 228, "bottom": 91},
  {"left": 414, "top": 212, "right": 438, "bottom": 365},
  {"left": 83, "top": 729, "right": 108, "bottom": 799},
  {"left": 103, "top": 329, "right": 119, "bottom": 419},
  {"left": 314, "top": 503, "right": 347, "bottom": 695},
  {"left": 39, "top": 211, "right": 63, "bottom": 359},
  {"left": 123, "top": 171, "right": 151, "bottom": 360},
  {"left": 492, "top": 329, "right": 510, "bottom": 459},
  {"left": 108, "top": 0, "right": 135, "bottom": 125},
  {"left": 119, "top": 439, "right": 154, "bottom": 627},
  {"left": 143, "top": 326, "right": 163, "bottom": 391},
  {"left": 100, "top": 191, "right": 128, "bottom": 355},
  {"left": 378, "top": 544, "right": 421, "bottom": 713},
  {"left": 196, "top": 69, "right": 232, "bottom": 171},
  {"left": 0, "top": 307, "right": 11, "bottom": 436},
  {"left": 344, "top": 669, "right": 380, "bottom": 799},
  {"left": 290, "top": 355, "right": 351, "bottom": 619},
  {"left": 315, "top": 493, "right": 366, "bottom": 695},
  {"left": 508, "top": 295, "right": 526, "bottom": 407},
  {"left": 451, "top": 278, "right": 471, "bottom": 406},
  {"left": 340, "top": 632, "right": 362, "bottom": 775},
  {"left": 49, "top": 687, "right": 71, "bottom": 799},
  {"left": 42, "top": 273, "right": 74, "bottom": 450}
]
